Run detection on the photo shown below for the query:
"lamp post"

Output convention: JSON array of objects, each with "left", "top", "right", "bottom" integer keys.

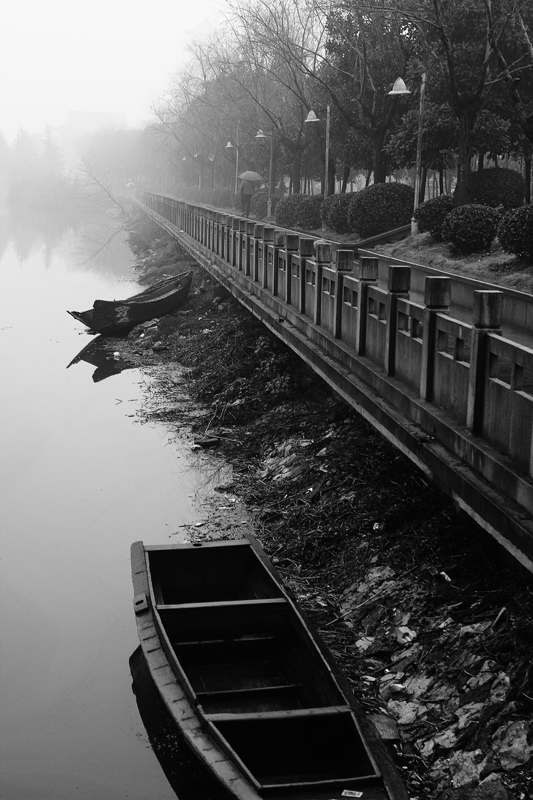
[
  {"left": 225, "top": 122, "right": 240, "bottom": 195},
  {"left": 304, "top": 105, "right": 331, "bottom": 198},
  {"left": 193, "top": 152, "right": 201, "bottom": 189},
  {"left": 388, "top": 74, "right": 427, "bottom": 234},
  {"left": 255, "top": 129, "right": 275, "bottom": 217}
]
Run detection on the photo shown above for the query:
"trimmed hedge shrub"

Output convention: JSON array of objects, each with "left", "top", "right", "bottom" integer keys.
[
  {"left": 442, "top": 204, "right": 500, "bottom": 253},
  {"left": 469, "top": 167, "right": 525, "bottom": 209},
  {"left": 211, "top": 187, "right": 234, "bottom": 208},
  {"left": 297, "top": 195, "right": 323, "bottom": 229},
  {"left": 275, "top": 194, "right": 305, "bottom": 228},
  {"left": 250, "top": 191, "right": 269, "bottom": 219},
  {"left": 414, "top": 195, "right": 455, "bottom": 241},
  {"left": 498, "top": 205, "right": 533, "bottom": 262},
  {"left": 321, "top": 193, "right": 355, "bottom": 234},
  {"left": 347, "top": 182, "right": 414, "bottom": 238},
  {"left": 249, "top": 191, "right": 279, "bottom": 219}
]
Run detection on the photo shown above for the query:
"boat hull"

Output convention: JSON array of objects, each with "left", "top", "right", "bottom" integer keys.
[
  {"left": 131, "top": 537, "right": 408, "bottom": 800},
  {"left": 68, "top": 270, "right": 193, "bottom": 336}
]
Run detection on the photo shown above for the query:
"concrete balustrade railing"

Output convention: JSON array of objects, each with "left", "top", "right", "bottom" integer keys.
[{"left": 139, "top": 192, "right": 533, "bottom": 570}]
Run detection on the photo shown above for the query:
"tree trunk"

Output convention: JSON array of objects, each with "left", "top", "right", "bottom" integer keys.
[
  {"left": 525, "top": 153, "right": 532, "bottom": 204},
  {"left": 341, "top": 164, "right": 350, "bottom": 193},
  {"left": 327, "top": 156, "right": 336, "bottom": 196},
  {"left": 420, "top": 165, "right": 428, "bottom": 204},
  {"left": 478, "top": 152, "right": 485, "bottom": 171},
  {"left": 439, "top": 167, "right": 445, "bottom": 195},
  {"left": 372, "top": 129, "right": 388, "bottom": 183},
  {"left": 291, "top": 151, "right": 302, "bottom": 194},
  {"left": 454, "top": 107, "right": 476, "bottom": 206}
]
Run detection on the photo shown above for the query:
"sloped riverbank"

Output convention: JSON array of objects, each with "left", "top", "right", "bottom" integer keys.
[{"left": 116, "top": 211, "right": 533, "bottom": 800}]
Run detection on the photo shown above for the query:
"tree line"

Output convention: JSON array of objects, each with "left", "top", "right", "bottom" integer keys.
[
  {"left": 2, "top": 0, "right": 532, "bottom": 209},
  {"left": 151, "top": 0, "right": 533, "bottom": 205}
]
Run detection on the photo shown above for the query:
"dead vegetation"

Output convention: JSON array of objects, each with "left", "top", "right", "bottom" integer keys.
[{"left": 118, "top": 210, "right": 533, "bottom": 800}]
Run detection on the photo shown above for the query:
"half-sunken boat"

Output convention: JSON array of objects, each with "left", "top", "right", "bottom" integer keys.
[
  {"left": 67, "top": 270, "right": 193, "bottom": 336},
  {"left": 131, "top": 536, "right": 408, "bottom": 800}
]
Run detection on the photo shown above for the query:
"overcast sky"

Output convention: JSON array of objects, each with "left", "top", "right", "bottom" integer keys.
[{"left": 0, "top": 0, "right": 226, "bottom": 143}]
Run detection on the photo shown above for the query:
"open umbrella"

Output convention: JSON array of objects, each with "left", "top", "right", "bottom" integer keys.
[{"left": 239, "top": 170, "right": 263, "bottom": 181}]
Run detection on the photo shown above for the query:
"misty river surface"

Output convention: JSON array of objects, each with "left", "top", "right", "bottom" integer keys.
[{"left": 0, "top": 212, "right": 221, "bottom": 799}]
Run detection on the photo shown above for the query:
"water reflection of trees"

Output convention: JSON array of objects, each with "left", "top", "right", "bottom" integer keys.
[
  {"left": 1, "top": 205, "right": 135, "bottom": 276},
  {"left": 1, "top": 204, "right": 84, "bottom": 265},
  {"left": 69, "top": 215, "right": 131, "bottom": 273}
]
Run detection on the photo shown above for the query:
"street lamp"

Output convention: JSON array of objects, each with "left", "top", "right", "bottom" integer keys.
[
  {"left": 255, "top": 129, "right": 275, "bottom": 217},
  {"left": 226, "top": 122, "right": 240, "bottom": 194},
  {"left": 304, "top": 105, "right": 331, "bottom": 198},
  {"left": 388, "top": 73, "right": 427, "bottom": 234}
]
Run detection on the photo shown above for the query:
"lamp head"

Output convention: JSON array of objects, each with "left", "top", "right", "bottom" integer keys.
[
  {"left": 304, "top": 110, "right": 320, "bottom": 123},
  {"left": 255, "top": 129, "right": 267, "bottom": 140},
  {"left": 225, "top": 141, "right": 234, "bottom": 149},
  {"left": 388, "top": 78, "right": 411, "bottom": 95}
]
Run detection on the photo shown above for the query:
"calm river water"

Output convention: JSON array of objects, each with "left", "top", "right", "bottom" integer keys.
[{"left": 0, "top": 209, "right": 220, "bottom": 799}]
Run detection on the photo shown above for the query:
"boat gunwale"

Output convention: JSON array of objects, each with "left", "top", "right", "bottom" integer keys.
[
  {"left": 94, "top": 271, "right": 192, "bottom": 311},
  {"left": 132, "top": 541, "right": 259, "bottom": 800}
]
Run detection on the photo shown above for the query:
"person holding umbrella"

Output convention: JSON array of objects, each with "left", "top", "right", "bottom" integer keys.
[{"left": 239, "top": 170, "right": 262, "bottom": 217}]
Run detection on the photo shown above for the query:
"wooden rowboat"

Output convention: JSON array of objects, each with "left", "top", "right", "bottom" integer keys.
[
  {"left": 67, "top": 270, "right": 193, "bottom": 336},
  {"left": 131, "top": 536, "right": 408, "bottom": 800}
]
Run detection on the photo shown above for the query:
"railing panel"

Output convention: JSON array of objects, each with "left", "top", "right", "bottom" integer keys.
[
  {"left": 304, "top": 263, "right": 317, "bottom": 320},
  {"left": 433, "top": 315, "right": 472, "bottom": 424},
  {"left": 276, "top": 251, "right": 287, "bottom": 300},
  {"left": 482, "top": 336, "right": 533, "bottom": 471},
  {"left": 320, "top": 268, "right": 338, "bottom": 335},
  {"left": 289, "top": 256, "right": 301, "bottom": 311},
  {"left": 340, "top": 276, "right": 359, "bottom": 349},
  {"left": 394, "top": 298, "right": 424, "bottom": 393},
  {"left": 365, "top": 286, "right": 389, "bottom": 367},
  {"left": 265, "top": 244, "right": 275, "bottom": 292}
]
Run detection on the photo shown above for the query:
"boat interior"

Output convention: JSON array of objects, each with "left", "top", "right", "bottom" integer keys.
[{"left": 146, "top": 541, "right": 381, "bottom": 793}]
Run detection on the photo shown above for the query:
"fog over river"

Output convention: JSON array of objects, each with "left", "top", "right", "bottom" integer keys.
[{"left": 0, "top": 210, "right": 219, "bottom": 799}]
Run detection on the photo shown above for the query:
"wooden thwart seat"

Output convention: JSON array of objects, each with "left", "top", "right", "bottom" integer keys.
[
  {"left": 197, "top": 683, "right": 302, "bottom": 699},
  {"left": 206, "top": 705, "right": 351, "bottom": 723}
]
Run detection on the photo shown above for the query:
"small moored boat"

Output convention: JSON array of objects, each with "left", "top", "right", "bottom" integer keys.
[
  {"left": 131, "top": 536, "right": 408, "bottom": 800},
  {"left": 67, "top": 270, "right": 193, "bottom": 336}
]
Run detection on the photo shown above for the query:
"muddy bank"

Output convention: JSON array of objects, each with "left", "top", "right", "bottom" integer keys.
[{"left": 115, "top": 211, "right": 533, "bottom": 800}]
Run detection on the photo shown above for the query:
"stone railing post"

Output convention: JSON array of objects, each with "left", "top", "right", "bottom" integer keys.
[
  {"left": 354, "top": 257, "right": 379, "bottom": 355},
  {"left": 263, "top": 227, "right": 275, "bottom": 288},
  {"left": 420, "top": 277, "right": 451, "bottom": 401},
  {"left": 231, "top": 217, "right": 240, "bottom": 266},
  {"left": 273, "top": 230, "right": 285, "bottom": 296},
  {"left": 284, "top": 234, "right": 300, "bottom": 305},
  {"left": 384, "top": 266, "right": 410, "bottom": 375},
  {"left": 298, "top": 238, "right": 315, "bottom": 314},
  {"left": 466, "top": 290, "right": 503, "bottom": 434},
  {"left": 314, "top": 240, "right": 333, "bottom": 326},
  {"left": 243, "top": 221, "right": 254, "bottom": 275},
  {"left": 238, "top": 219, "right": 247, "bottom": 271},
  {"left": 253, "top": 224, "right": 265, "bottom": 282},
  {"left": 333, "top": 250, "right": 355, "bottom": 338}
]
